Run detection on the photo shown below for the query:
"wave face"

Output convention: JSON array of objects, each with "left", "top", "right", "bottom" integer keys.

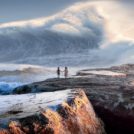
[
  {"left": 0, "top": 3, "right": 105, "bottom": 65},
  {"left": 0, "top": 1, "right": 134, "bottom": 67}
]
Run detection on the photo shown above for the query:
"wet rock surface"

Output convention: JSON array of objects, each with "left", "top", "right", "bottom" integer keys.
[
  {"left": 12, "top": 64, "right": 134, "bottom": 134},
  {"left": 0, "top": 90, "right": 104, "bottom": 134}
]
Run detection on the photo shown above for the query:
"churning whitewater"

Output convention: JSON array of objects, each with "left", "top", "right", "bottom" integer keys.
[{"left": 0, "top": 2, "right": 133, "bottom": 66}]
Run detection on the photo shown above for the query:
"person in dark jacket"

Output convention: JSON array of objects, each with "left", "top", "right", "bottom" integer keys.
[{"left": 57, "top": 67, "right": 60, "bottom": 78}]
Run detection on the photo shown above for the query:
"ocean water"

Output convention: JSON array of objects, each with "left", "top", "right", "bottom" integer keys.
[{"left": 0, "top": 63, "right": 82, "bottom": 94}]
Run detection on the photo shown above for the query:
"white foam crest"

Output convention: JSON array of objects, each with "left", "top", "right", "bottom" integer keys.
[
  {"left": 0, "top": 2, "right": 104, "bottom": 37},
  {"left": 0, "top": 63, "right": 44, "bottom": 71},
  {"left": 80, "top": 70, "right": 125, "bottom": 76}
]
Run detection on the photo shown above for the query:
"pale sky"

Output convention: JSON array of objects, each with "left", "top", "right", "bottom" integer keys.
[{"left": 0, "top": 0, "right": 133, "bottom": 23}]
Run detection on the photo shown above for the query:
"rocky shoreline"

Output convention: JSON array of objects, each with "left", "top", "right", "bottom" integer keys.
[
  {"left": 12, "top": 64, "right": 134, "bottom": 134},
  {"left": 0, "top": 64, "right": 134, "bottom": 134}
]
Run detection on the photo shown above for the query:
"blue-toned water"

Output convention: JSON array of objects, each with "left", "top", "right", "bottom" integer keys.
[{"left": 0, "top": 82, "right": 22, "bottom": 94}]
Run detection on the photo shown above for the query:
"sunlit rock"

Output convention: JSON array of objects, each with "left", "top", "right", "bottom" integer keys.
[{"left": 0, "top": 89, "right": 104, "bottom": 134}]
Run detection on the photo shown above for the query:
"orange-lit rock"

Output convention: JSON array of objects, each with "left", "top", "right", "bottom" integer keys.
[
  {"left": 13, "top": 64, "right": 134, "bottom": 134},
  {"left": 0, "top": 129, "right": 10, "bottom": 134},
  {"left": 0, "top": 89, "right": 105, "bottom": 134}
]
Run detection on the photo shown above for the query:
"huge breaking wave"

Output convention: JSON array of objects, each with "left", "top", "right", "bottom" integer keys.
[
  {"left": 0, "top": 2, "right": 134, "bottom": 69},
  {"left": 0, "top": 2, "right": 105, "bottom": 66}
]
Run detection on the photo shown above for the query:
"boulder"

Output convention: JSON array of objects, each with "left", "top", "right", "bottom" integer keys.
[{"left": 0, "top": 89, "right": 105, "bottom": 134}]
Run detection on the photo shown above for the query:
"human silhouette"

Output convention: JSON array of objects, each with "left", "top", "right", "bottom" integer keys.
[
  {"left": 64, "top": 67, "right": 68, "bottom": 78},
  {"left": 57, "top": 67, "right": 60, "bottom": 78}
]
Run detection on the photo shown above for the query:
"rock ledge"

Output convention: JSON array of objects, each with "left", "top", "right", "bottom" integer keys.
[{"left": 0, "top": 89, "right": 105, "bottom": 134}]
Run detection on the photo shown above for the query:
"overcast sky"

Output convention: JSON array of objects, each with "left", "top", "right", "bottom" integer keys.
[{"left": 0, "top": 0, "right": 133, "bottom": 23}]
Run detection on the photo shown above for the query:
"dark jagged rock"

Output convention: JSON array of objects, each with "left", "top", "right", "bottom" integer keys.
[
  {"left": 12, "top": 64, "right": 134, "bottom": 134},
  {"left": 13, "top": 85, "right": 32, "bottom": 94},
  {"left": 0, "top": 89, "right": 105, "bottom": 134}
]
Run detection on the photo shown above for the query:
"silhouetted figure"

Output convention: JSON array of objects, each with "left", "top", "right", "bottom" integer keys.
[
  {"left": 57, "top": 67, "right": 60, "bottom": 78},
  {"left": 64, "top": 67, "right": 68, "bottom": 78}
]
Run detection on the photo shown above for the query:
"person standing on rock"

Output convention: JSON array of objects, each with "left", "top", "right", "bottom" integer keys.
[
  {"left": 64, "top": 67, "right": 68, "bottom": 78},
  {"left": 57, "top": 67, "right": 60, "bottom": 78}
]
